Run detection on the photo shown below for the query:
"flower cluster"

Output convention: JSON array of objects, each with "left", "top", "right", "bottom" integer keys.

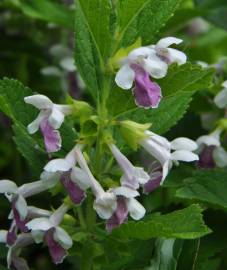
[{"left": 115, "top": 37, "right": 187, "bottom": 109}]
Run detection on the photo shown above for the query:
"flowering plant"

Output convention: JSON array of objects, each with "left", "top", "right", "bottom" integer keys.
[{"left": 0, "top": 0, "right": 227, "bottom": 269}]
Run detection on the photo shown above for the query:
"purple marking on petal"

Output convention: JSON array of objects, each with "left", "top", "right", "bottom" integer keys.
[
  {"left": 11, "top": 256, "right": 30, "bottom": 270},
  {"left": 44, "top": 228, "right": 67, "bottom": 264},
  {"left": 60, "top": 171, "right": 86, "bottom": 205},
  {"left": 7, "top": 225, "right": 17, "bottom": 246},
  {"left": 12, "top": 199, "right": 29, "bottom": 233},
  {"left": 40, "top": 118, "right": 62, "bottom": 153},
  {"left": 131, "top": 64, "right": 162, "bottom": 109},
  {"left": 143, "top": 175, "right": 162, "bottom": 194},
  {"left": 197, "top": 145, "right": 216, "bottom": 169},
  {"left": 106, "top": 197, "right": 128, "bottom": 232}
]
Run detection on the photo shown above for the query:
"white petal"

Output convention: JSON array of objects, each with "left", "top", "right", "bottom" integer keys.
[
  {"left": 127, "top": 198, "right": 146, "bottom": 220},
  {"left": 222, "top": 80, "right": 227, "bottom": 88},
  {"left": 112, "top": 186, "right": 139, "bottom": 198},
  {"left": 156, "top": 37, "right": 183, "bottom": 49},
  {"left": 134, "top": 167, "right": 150, "bottom": 184},
  {"left": 93, "top": 192, "right": 117, "bottom": 219},
  {"left": 41, "top": 66, "right": 62, "bottom": 77},
  {"left": 27, "top": 111, "right": 48, "bottom": 134},
  {"left": 167, "top": 48, "right": 187, "bottom": 65},
  {"left": 171, "top": 138, "right": 198, "bottom": 151},
  {"left": 142, "top": 53, "right": 168, "bottom": 79},
  {"left": 171, "top": 150, "right": 199, "bottom": 162},
  {"left": 214, "top": 88, "right": 227, "bottom": 109},
  {"left": 24, "top": 94, "right": 53, "bottom": 109},
  {"left": 128, "top": 47, "right": 153, "bottom": 61},
  {"left": 0, "top": 230, "right": 7, "bottom": 243},
  {"left": 146, "top": 131, "right": 171, "bottom": 149},
  {"left": 31, "top": 230, "right": 45, "bottom": 243},
  {"left": 60, "top": 57, "right": 76, "bottom": 72},
  {"left": 71, "top": 166, "right": 90, "bottom": 190},
  {"left": 0, "top": 180, "right": 18, "bottom": 194},
  {"left": 48, "top": 106, "right": 65, "bottom": 129},
  {"left": 44, "top": 158, "right": 72, "bottom": 172},
  {"left": 213, "top": 147, "right": 227, "bottom": 168},
  {"left": 40, "top": 171, "right": 60, "bottom": 188},
  {"left": 197, "top": 134, "right": 220, "bottom": 147},
  {"left": 15, "top": 195, "right": 28, "bottom": 220},
  {"left": 115, "top": 64, "right": 135, "bottom": 89},
  {"left": 161, "top": 161, "right": 171, "bottom": 184},
  {"left": 54, "top": 227, "right": 73, "bottom": 249},
  {"left": 28, "top": 206, "right": 52, "bottom": 218},
  {"left": 26, "top": 217, "right": 53, "bottom": 231}
]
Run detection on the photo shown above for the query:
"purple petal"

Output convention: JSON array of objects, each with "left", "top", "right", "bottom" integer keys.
[
  {"left": 40, "top": 118, "right": 62, "bottom": 153},
  {"left": 12, "top": 199, "right": 29, "bottom": 233},
  {"left": 44, "top": 228, "right": 67, "bottom": 264},
  {"left": 11, "top": 256, "right": 30, "bottom": 270},
  {"left": 131, "top": 64, "right": 162, "bottom": 108},
  {"left": 7, "top": 225, "right": 17, "bottom": 246},
  {"left": 197, "top": 145, "right": 216, "bottom": 169},
  {"left": 106, "top": 197, "right": 128, "bottom": 232},
  {"left": 143, "top": 174, "right": 162, "bottom": 194},
  {"left": 60, "top": 171, "right": 86, "bottom": 205}
]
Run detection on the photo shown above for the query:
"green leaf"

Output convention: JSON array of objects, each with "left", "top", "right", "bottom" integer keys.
[
  {"left": 176, "top": 169, "right": 227, "bottom": 210},
  {"left": 14, "top": 0, "right": 74, "bottom": 29},
  {"left": 116, "top": 0, "right": 181, "bottom": 48},
  {"left": 112, "top": 204, "right": 211, "bottom": 240},
  {"left": 145, "top": 238, "right": 183, "bottom": 270},
  {"left": 0, "top": 78, "right": 36, "bottom": 125},
  {"left": 122, "top": 64, "right": 214, "bottom": 134},
  {"left": 12, "top": 123, "right": 47, "bottom": 176},
  {"left": 74, "top": 0, "right": 113, "bottom": 98}
]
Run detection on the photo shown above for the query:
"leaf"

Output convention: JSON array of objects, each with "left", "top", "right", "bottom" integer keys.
[
  {"left": 122, "top": 64, "right": 214, "bottom": 134},
  {"left": 115, "top": 0, "right": 181, "bottom": 48},
  {"left": 112, "top": 204, "right": 211, "bottom": 240},
  {"left": 145, "top": 238, "right": 183, "bottom": 270},
  {"left": 12, "top": 123, "right": 47, "bottom": 176},
  {"left": 14, "top": 0, "right": 74, "bottom": 29},
  {"left": 0, "top": 78, "right": 36, "bottom": 125},
  {"left": 176, "top": 169, "right": 227, "bottom": 210}
]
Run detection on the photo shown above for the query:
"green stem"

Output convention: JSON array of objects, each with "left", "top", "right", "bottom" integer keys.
[{"left": 76, "top": 207, "right": 86, "bottom": 229}]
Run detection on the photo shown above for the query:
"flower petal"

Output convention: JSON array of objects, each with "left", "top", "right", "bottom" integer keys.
[
  {"left": 54, "top": 227, "right": 73, "bottom": 249},
  {"left": 134, "top": 167, "right": 150, "bottom": 184},
  {"left": 40, "top": 171, "right": 60, "bottom": 188},
  {"left": 112, "top": 186, "right": 139, "bottom": 198},
  {"left": 197, "top": 145, "right": 216, "bottom": 169},
  {"left": 222, "top": 80, "right": 227, "bottom": 88},
  {"left": 171, "top": 150, "right": 199, "bottom": 162},
  {"left": 167, "top": 48, "right": 187, "bottom": 65},
  {"left": 93, "top": 192, "right": 117, "bottom": 219},
  {"left": 24, "top": 94, "right": 53, "bottom": 109},
  {"left": 14, "top": 195, "right": 28, "bottom": 221},
  {"left": 214, "top": 88, "right": 227, "bottom": 109},
  {"left": 11, "top": 256, "right": 30, "bottom": 270},
  {"left": 213, "top": 146, "right": 227, "bottom": 168},
  {"left": 127, "top": 198, "right": 146, "bottom": 220},
  {"left": 71, "top": 166, "right": 91, "bottom": 190},
  {"left": 143, "top": 172, "right": 162, "bottom": 194},
  {"left": 171, "top": 138, "right": 198, "bottom": 151},
  {"left": 40, "top": 118, "right": 62, "bottom": 153},
  {"left": 26, "top": 217, "right": 53, "bottom": 231},
  {"left": 48, "top": 106, "right": 65, "bottom": 129},
  {"left": 0, "top": 230, "right": 7, "bottom": 243},
  {"left": 128, "top": 47, "right": 153, "bottom": 61},
  {"left": 115, "top": 64, "right": 135, "bottom": 89},
  {"left": 27, "top": 111, "right": 48, "bottom": 134},
  {"left": 197, "top": 134, "right": 220, "bottom": 147},
  {"left": 0, "top": 180, "right": 18, "bottom": 194},
  {"left": 44, "top": 158, "right": 72, "bottom": 173},
  {"left": 156, "top": 37, "right": 183, "bottom": 49}
]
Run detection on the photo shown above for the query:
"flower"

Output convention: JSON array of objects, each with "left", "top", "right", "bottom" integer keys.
[
  {"left": 143, "top": 162, "right": 163, "bottom": 194},
  {"left": 197, "top": 129, "right": 227, "bottom": 168},
  {"left": 75, "top": 147, "right": 117, "bottom": 219},
  {"left": 109, "top": 143, "right": 150, "bottom": 190},
  {"left": 24, "top": 94, "right": 72, "bottom": 153},
  {"left": 140, "top": 131, "right": 198, "bottom": 183},
  {"left": 26, "top": 204, "right": 72, "bottom": 264},
  {"left": 44, "top": 145, "right": 90, "bottom": 204},
  {"left": 115, "top": 37, "right": 186, "bottom": 109},
  {"left": 0, "top": 179, "right": 48, "bottom": 245},
  {"left": 214, "top": 81, "right": 227, "bottom": 109}
]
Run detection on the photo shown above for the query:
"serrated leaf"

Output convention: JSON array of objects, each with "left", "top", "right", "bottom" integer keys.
[
  {"left": 12, "top": 123, "right": 47, "bottom": 176},
  {"left": 75, "top": 0, "right": 113, "bottom": 99},
  {"left": 14, "top": 0, "right": 74, "bottom": 29},
  {"left": 176, "top": 169, "right": 227, "bottom": 210},
  {"left": 116, "top": 0, "right": 181, "bottom": 48},
  {"left": 112, "top": 204, "right": 211, "bottom": 240}
]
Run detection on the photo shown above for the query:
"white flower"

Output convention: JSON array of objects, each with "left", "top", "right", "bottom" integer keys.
[
  {"left": 214, "top": 80, "right": 227, "bottom": 108},
  {"left": 115, "top": 37, "right": 187, "bottom": 90},
  {"left": 140, "top": 131, "right": 198, "bottom": 183}
]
